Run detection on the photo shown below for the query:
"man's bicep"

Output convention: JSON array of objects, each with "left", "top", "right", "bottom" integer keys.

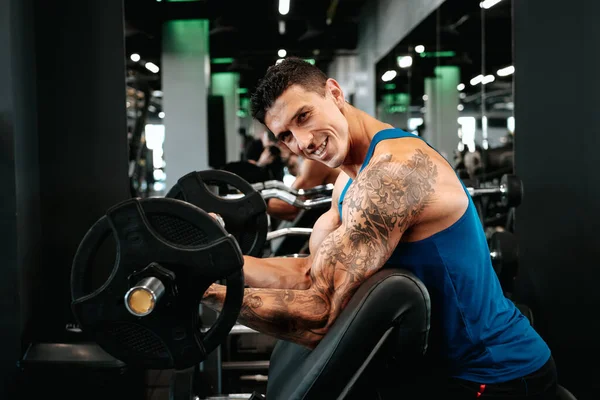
[
  {"left": 312, "top": 151, "right": 439, "bottom": 315},
  {"left": 308, "top": 206, "right": 341, "bottom": 255},
  {"left": 342, "top": 151, "right": 438, "bottom": 252},
  {"left": 307, "top": 171, "right": 348, "bottom": 254}
]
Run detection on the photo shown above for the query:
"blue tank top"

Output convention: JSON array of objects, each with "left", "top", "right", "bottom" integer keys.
[{"left": 338, "top": 128, "right": 550, "bottom": 383}]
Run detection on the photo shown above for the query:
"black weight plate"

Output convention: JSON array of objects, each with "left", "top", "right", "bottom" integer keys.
[
  {"left": 166, "top": 170, "right": 268, "bottom": 257},
  {"left": 500, "top": 174, "right": 523, "bottom": 208},
  {"left": 490, "top": 231, "right": 519, "bottom": 265},
  {"left": 70, "top": 197, "right": 244, "bottom": 370},
  {"left": 489, "top": 230, "right": 519, "bottom": 292}
]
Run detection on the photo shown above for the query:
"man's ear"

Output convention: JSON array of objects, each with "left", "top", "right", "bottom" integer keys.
[{"left": 326, "top": 78, "right": 345, "bottom": 109}]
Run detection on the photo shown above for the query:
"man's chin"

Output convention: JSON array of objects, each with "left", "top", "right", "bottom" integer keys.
[{"left": 325, "top": 158, "right": 342, "bottom": 169}]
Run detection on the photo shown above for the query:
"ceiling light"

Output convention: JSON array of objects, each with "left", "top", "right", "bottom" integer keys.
[
  {"left": 482, "top": 75, "right": 495, "bottom": 84},
  {"left": 278, "top": 49, "right": 287, "bottom": 58},
  {"left": 130, "top": 53, "right": 140, "bottom": 62},
  {"left": 381, "top": 70, "right": 397, "bottom": 82},
  {"left": 480, "top": 0, "right": 502, "bottom": 9},
  {"left": 279, "top": 0, "right": 290, "bottom": 15},
  {"left": 397, "top": 56, "right": 413, "bottom": 68},
  {"left": 415, "top": 45, "right": 425, "bottom": 53},
  {"left": 145, "top": 62, "right": 159, "bottom": 74},
  {"left": 470, "top": 75, "right": 484, "bottom": 86},
  {"left": 457, "top": 83, "right": 465, "bottom": 91},
  {"left": 497, "top": 66, "right": 515, "bottom": 76}
]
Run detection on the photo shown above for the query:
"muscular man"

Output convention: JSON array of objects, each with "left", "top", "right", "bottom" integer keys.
[
  {"left": 203, "top": 58, "right": 556, "bottom": 398},
  {"left": 267, "top": 157, "right": 340, "bottom": 221}
]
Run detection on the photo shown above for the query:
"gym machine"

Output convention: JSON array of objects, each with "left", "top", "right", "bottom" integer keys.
[
  {"left": 63, "top": 193, "right": 576, "bottom": 400},
  {"left": 51, "top": 168, "right": 575, "bottom": 400}
]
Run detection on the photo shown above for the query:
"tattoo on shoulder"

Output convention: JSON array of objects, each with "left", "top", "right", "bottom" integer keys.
[
  {"left": 345, "top": 149, "right": 438, "bottom": 236},
  {"left": 311, "top": 149, "right": 438, "bottom": 316}
]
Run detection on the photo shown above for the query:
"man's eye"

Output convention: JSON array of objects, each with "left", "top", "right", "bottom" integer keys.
[{"left": 298, "top": 112, "right": 309, "bottom": 123}]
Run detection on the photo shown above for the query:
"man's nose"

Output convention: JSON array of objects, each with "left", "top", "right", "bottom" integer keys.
[{"left": 296, "top": 132, "right": 315, "bottom": 152}]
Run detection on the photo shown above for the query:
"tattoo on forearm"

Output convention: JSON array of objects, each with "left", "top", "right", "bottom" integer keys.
[
  {"left": 202, "top": 150, "right": 438, "bottom": 347},
  {"left": 203, "top": 284, "right": 326, "bottom": 346}
]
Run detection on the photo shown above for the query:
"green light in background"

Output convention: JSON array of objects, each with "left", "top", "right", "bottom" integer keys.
[
  {"left": 384, "top": 83, "right": 396, "bottom": 90},
  {"left": 164, "top": 20, "right": 209, "bottom": 54},
  {"left": 394, "top": 93, "right": 410, "bottom": 106},
  {"left": 212, "top": 58, "right": 234, "bottom": 64},
  {"left": 237, "top": 88, "right": 248, "bottom": 94},
  {"left": 383, "top": 92, "right": 410, "bottom": 114},
  {"left": 420, "top": 51, "right": 456, "bottom": 58},
  {"left": 388, "top": 105, "right": 407, "bottom": 113},
  {"left": 383, "top": 94, "right": 394, "bottom": 107},
  {"left": 434, "top": 65, "right": 460, "bottom": 93},
  {"left": 304, "top": 59, "right": 316, "bottom": 65},
  {"left": 211, "top": 73, "right": 239, "bottom": 110},
  {"left": 237, "top": 109, "right": 249, "bottom": 118}
]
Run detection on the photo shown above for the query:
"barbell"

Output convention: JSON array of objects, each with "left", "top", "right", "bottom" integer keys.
[
  {"left": 166, "top": 171, "right": 332, "bottom": 256},
  {"left": 252, "top": 180, "right": 334, "bottom": 197},
  {"left": 254, "top": 174, "right": 521, "bottom": 210}
]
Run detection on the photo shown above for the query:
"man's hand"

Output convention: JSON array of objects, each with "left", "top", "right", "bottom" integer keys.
[
  {"left": 267, "top": 158, "right": 339, "bottom": 221},
  {"left": 202, "top": 149, "right": 438, "bottom": 348},
  {"left": 256, "top": 147, "right": 275, "bottom": 167}
]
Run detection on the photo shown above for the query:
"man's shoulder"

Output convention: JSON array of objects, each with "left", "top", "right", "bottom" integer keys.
[
  {"left": 363, "top": 137, "right": 469, "bottom": 229},
  {"left": 354, "top": 137, "right": 436, "bottom": 180},
  {"left": 370, "top": 135, "right": 430, "bottom": 160}
]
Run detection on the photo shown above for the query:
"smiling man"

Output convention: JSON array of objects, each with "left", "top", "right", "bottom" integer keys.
[{"left": 202, "top": 58, "right": 556, "bottom": 398}]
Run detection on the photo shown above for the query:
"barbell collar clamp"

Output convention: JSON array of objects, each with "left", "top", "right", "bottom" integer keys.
[{"left": 124, "top": 276, "right": 166, "bottom": 317}]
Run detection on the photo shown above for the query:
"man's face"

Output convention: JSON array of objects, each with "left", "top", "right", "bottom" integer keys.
[{"left": 264, "top": 80, "right": 349, "bottom": 169}]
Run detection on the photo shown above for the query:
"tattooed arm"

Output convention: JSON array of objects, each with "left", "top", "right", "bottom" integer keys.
[{"left": 203, "top": 150, "right": 438, "bottom": 348}]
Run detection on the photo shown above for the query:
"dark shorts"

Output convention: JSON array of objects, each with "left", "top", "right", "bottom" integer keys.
[
  {"left": 444, "top": 356, "right": 557, "bottom": 399},
  {"left": 388, "top": 355, "right": 557, "bottom": 399}
]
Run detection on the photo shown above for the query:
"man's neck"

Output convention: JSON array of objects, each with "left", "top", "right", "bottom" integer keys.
[{"left": 340, "top": 105, "right": 393, "bottom": 179}]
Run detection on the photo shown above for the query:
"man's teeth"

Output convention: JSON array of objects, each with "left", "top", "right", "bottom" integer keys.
[{"left": 314, "top": 139, "right": 327, "bottom": 157}]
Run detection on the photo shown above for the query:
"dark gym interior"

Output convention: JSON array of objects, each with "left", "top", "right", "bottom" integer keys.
[{"left": 2, "top": 0, "right": 599, "bottom": 399}]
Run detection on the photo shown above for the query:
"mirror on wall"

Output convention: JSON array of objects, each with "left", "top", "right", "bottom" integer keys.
[{"left": 375, "top": 0, "right": 513, "bottom": 181}]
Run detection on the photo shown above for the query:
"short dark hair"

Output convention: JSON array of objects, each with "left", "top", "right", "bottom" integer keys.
[{"left": 250, "top": 57, "right": 328, "bottom": 124}]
